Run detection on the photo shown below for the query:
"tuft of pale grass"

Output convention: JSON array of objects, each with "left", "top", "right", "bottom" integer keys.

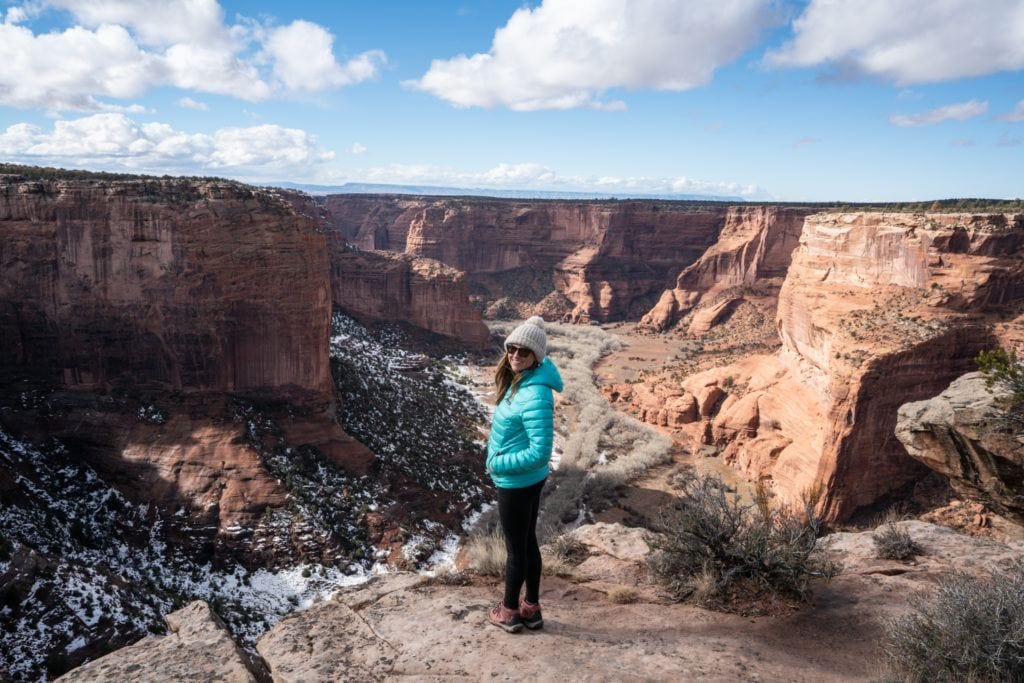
[
  {"left": 465, "top": 528, "right": 506, "bottom": 577},
  {"left": 427, "top": 566, "right": 471, "bottom": 586},
  {"left": 686, "top": 567, "right": 720, "bottom": 606},
  {"left": 607, "top": 586, "right": 639, "bottom": 604}
]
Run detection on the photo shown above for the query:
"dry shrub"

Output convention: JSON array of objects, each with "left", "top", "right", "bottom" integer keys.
[
  {"left": 607, "top": 586, "right": 639, "bottom": 604},
  {"left": 882, "top": 563, "right": 1024, "bottom": 682},
  {"left": 540, "top": 554, "right": 574, "bottom": 578},
  {"left": 465, "top": 528, "right": 506, "bottom": 577},
  {"left": 647, "top": 472, "right": 839, "bottom": 606},
  {"left": 873, "top": 515, "right": 924, "bottom": 561},
  {"left": 546, "top": 532, "right": 590, "bottom": 566},
  {"left": 427, "top": 566, "right": 471, "bottom": 586}
]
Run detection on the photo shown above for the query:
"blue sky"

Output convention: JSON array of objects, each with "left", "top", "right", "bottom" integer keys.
[{"left": 1, "top": 0, "right": 1022, "bottom": 201}]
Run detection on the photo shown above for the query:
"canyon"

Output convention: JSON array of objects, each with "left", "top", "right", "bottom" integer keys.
[
  {"left": 3, "top": 168, "right": 1024, "bottom": 680},
  {"left": 0, "top": 172, "right": 491, "bottom": 678},
  {"left": 325, "top": 192, "right": 1024, "bottom": 522},
  {"left": 322, "top": 194, "right": 730, "bottom": 322}
]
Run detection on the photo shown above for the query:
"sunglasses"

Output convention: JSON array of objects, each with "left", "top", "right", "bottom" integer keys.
[{"left": 506, "top": 345, "right": 534, "bottom": 358}]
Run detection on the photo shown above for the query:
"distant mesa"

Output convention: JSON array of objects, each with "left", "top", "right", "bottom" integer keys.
[{"left": 266, "top": 180, "right": 748, "bottom": 202}]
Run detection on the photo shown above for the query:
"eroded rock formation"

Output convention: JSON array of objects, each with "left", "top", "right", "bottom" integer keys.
[
  {"left": 0, "top": 178, "right": 375, "bottom": 535},
  {"left": 896, "top": 372, "right": 1024, "bottom": 523},
  {"left": 621, "top": 212, "right": 1024, "bottom": 521},
  {"left": 0, "top": 179, "right": 332, "bottom": 397},
  {"left": 640, "top": 205, "right": 811, "bottom": 332},
  {"left": 330, "top": 248, "right": 488, "bottom": 347},
  {"left": 322, "top": 195, "right": 728, "bottom": 322}
]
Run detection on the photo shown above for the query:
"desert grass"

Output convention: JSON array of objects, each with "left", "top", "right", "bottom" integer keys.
[{"left": 606, "top": 586, "right": 640, "bottom": 604}]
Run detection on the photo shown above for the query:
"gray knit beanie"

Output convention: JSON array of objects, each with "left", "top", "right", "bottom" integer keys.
[{"left": 504, "top": 316, "right": 547, "bottom": 362}]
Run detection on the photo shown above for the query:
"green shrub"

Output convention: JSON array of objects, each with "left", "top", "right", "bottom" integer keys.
[
  {"left": 648, "top": 472, "right": 838, "bottom": 605},
  {"left": 882, "top": 564, "right": 1024, "bottom": 682},
  {"left": 976, "top": 347, "right": 1024, "bottom": 433}
]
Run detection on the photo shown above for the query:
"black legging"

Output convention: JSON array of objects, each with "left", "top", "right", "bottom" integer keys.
[{"left": 497, "top": 479, "right": 545, "bottom": 609}]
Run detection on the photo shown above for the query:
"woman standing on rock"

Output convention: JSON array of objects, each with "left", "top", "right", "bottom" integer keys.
[{"left": 486, "top": 316, "right": 563, "bottom": 633}]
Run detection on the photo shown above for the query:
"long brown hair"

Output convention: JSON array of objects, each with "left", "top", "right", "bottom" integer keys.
[{"left": 494, "top": 352, "right": 538, "bottom": 403}]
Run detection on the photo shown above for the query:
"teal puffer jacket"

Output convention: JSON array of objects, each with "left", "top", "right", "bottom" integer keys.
[{"left": 486, "top": 357, "right": 564, "bottom": 489}]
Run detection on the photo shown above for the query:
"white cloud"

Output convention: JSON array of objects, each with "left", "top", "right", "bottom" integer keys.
[
  {"left": 349, "top": 143, "right": 367, "bottom": 155},
  {"left": 408, "top": 0, "right": 778, "bottom": 111},
  {"left": 889, "top": 100, "right": 988, "bottom": 127},
  {"left": 264, "top": 20, "right": 385, "bottom": 91},
  {"left": 767, "top": 0, "right": 1024, "bottom": 84},
  {"left": 0, "top": 1, "right": 385, "bottom": 111},
  {"left": 341, "top": 162, "right": 767, "bottom": 198},
  {"left": 178, "top": 97, "right": 209, "bottom": 111},
  {"left": 48, "top": 0, "right": 229, "bottom": 47},
  {"left": 997, "top": 100, "right": 1024, "bottom": 122},
  {"left": 0, "top": 113, "right": 334, "bottom": 177}
]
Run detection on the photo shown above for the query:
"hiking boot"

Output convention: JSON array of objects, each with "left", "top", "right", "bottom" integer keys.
[
  {"left": 488, "top": 602, "right": 523, "bottom": 633},
  {"left": 519, "top": 598, "right": 543, "bottom": 630}
]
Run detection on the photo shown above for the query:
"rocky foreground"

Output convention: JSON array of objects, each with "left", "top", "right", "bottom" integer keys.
[{"left": 57, "top": 520, "right": 1024, "bottom": 682}]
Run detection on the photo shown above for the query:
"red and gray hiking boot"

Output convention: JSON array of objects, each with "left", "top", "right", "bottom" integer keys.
[
  {"left": 488, "top": 602, "right": 523, "bottom": 633},
  {"left": 519, "top": 598, "right": 543, "bottom": 630}
]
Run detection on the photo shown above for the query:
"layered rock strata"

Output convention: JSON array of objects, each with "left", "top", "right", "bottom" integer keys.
[
  {"left": 640, "top": 206, "right": 811, "bottom": 331},
  {"left": 0, "top": 179, "right": 332, "bottom": 397},
  {"left": 896, "top": 372, "right": 1024, "bottom": 523},
  {"left": 622, "top": 212, "right": 1024, "bottom": 521},
  {"left": 322, "top": 195, "right": 728, "bottom": 321},
  {"left": 330, "top": 248, "right": 488, "bottom": 346},
  {"left": 0, "top": 177, "right": 371, "bottom": 533}
]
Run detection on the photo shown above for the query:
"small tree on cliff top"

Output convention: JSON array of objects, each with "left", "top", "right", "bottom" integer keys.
[{"left": 976, "top": 347, "right": 1024, "bottom": 433}]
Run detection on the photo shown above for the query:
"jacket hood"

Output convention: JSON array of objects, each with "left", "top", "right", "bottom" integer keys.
[{"left": 520, "top": 357, "right": 563, "bottom": 393}]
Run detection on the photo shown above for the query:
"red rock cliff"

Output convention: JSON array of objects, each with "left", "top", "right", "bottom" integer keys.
[
  {"left": 0, "top": 178, "right": 331, "bottom": 398},
  {"left": 702, "top": 212, "right": 1023, "bottom": 520},
  {"left": 330, "top": 248, "right": 489, "bottom": 347},
  {"left": 322, "top": 196, "right": 728, "bottom": 321},
  {"left": 0, "top": 177, "right": 372, "bottom": 542},
  {"left": 640, "top": 206, "right": 811, "bottom": 332}
]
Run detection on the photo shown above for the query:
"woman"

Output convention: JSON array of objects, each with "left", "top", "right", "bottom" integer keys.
[{"left": 486, "top": 316, "right": 563, "bottom": 633}]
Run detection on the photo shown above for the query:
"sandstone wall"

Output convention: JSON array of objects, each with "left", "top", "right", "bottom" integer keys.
[
  {"left": 322, "top": 196, "right": 728, "bottom": 321},
  {"left": 330, "top": 249, "right": 489, "bottom": 346},
  {"left": 0, "top": 179, "right": 332, "bottom": 399},
  {"left": 749, "top": 212, "right": 1022, "bottom": 519},
  {"left": 640, "top": 206, "right": 811, "bottom": 331},
  {"left": 0, "top": 177, "right": 373, "bottom": 534},
  {"left": 620, "top": 212, "right": 1024, "bottom": 521}
]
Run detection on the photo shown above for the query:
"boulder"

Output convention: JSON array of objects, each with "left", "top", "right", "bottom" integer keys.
[
  {"left": 57, "top": 602, "right": 256, "bottom": 682},
  {"left": 896, "top": 372, "right": 1024, "bottom": 522}
]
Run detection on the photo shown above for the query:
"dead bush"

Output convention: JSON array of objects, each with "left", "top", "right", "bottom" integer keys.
[
  {"left": 647, "top": 472, "right": 839, "bottom": 606},
  {"left": 545, "top": 532, "right": 590, "bottom": 566},
  {"left": 873, "top": 518, "right": 924, "bottom": 561},
  {"left": 426, "top": 566, "right": 471, "bottom": 586},
  {"left": 882, "top": 564, "right": 1024, "bottom": 682},
  {"left": 607, "top": 586, "right": 639, "bottom": 604}
]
